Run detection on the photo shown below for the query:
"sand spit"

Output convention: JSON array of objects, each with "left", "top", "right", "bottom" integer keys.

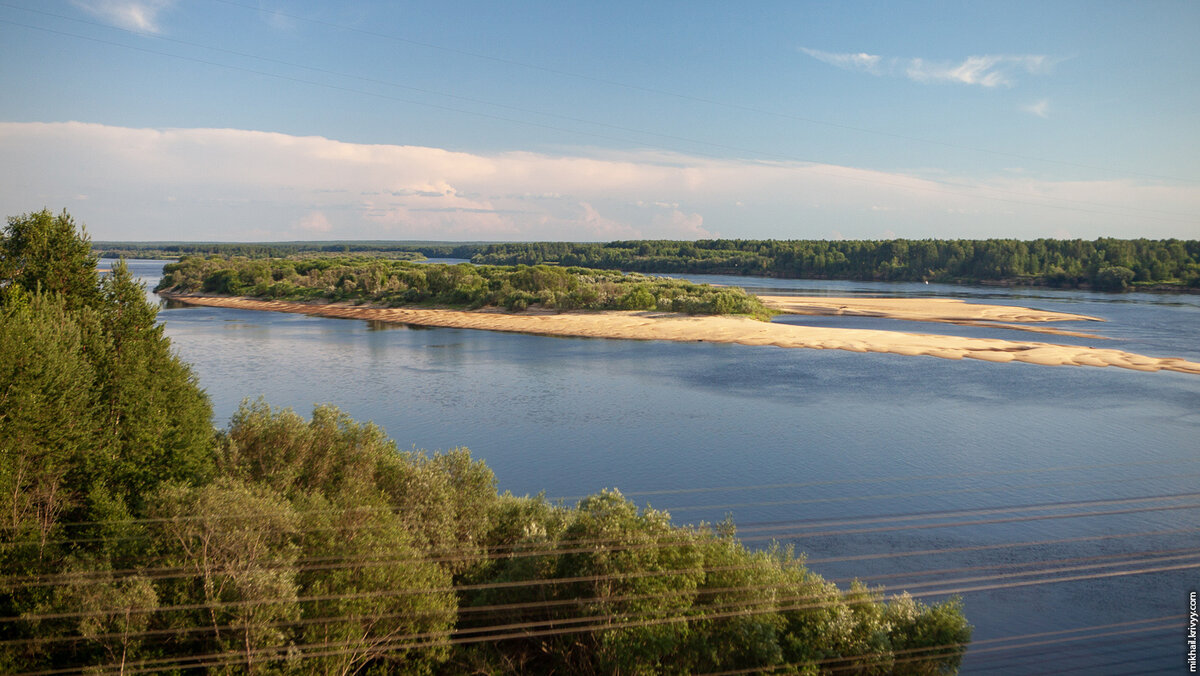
[
  {"left": 160, "top": 293, "right": 1200, "bottom": 376},
  {"left": 759, "top": 295, "right": 1102, "bottom": 323}
]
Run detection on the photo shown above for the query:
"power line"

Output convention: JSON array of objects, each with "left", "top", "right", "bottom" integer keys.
[
  {"left": 6, "top": 491, "right": 1196, "bottom": 595},
  {"left": 7, "top": 513, "right": 1196, "bottom": 626},
  {"left": 7, "top": 546, "right": 1192, "bottom": 652},
  {"left": 36, "top": 454, "right": 1196, "bottom": 529},
  {"left": 35, "top": 561, "right": 1193, "bottom": 675},
  {"left": 7, "top": 491, "right": 1195, "bottom": 590},
  {"left": 551, "top": 456, "right": 1200, "bottom": 501}
]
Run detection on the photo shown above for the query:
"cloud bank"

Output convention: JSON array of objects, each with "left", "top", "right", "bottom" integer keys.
[{"left": 0, "top": 122, "right": 1194, "bottom": 241}]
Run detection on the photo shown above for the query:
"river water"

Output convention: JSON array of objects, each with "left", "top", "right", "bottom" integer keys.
[{"left": 111, "top": 259, "right": 1200, "bottom": 674}]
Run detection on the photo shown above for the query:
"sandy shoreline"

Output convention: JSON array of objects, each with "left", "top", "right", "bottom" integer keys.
[{"left": 159, "top": 293, "right": 1200, "bottom": 375}]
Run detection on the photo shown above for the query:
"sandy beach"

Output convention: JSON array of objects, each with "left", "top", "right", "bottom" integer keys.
[{"left": 159, "top": 293, "right": 1200, "bottom": 375}]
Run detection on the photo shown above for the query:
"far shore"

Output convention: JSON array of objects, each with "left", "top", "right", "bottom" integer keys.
[{"left": 158, "top": 293, "right": 1200, "bottom": 376}]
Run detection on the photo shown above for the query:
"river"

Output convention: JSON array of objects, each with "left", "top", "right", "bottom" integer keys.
[{"left": 111, "top": 258, "right": 1200, "bottom": 674}]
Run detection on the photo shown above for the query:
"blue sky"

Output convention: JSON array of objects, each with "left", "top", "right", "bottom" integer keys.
[{"left": 1, "top": 0, "right": 1197, "bottom": 241}]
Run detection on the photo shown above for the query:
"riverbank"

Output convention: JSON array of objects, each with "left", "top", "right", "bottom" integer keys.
[{"left": 159, "top": 293, "right": 1200, "bottom": 375}]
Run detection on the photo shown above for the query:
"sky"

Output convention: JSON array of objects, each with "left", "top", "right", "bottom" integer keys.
[{"left": 1, "top": 0, "right": 1198, "bottom": 242}]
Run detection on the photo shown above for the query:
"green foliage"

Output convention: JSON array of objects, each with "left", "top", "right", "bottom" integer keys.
[
  {"left": 470, "top": 237, "right": 1200, "bottom": 291},
  {"left": 149, "top": 478, "right": 301, "bottom": 670},
  {"left": 1, "top": 209, "right": 100, "bottom": 310},
  {"left": 1094, "top": 265, "right": 1135, "bottom": 291},
  {"left": 457, "top": 490, "right": 972, "bottom": 674},
  {"left": 157, "top": 256, "right": 778, "bottom": 319}
]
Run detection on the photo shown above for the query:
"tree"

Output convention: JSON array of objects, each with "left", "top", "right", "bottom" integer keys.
[
  {"left": 150, "top": 479, "right": 300, "bottom": 672},
  {"left": 1, "top": 209, "right": 100, "bottom": 310},
  {"left": 1094, "top": 265, "right": 1135, "bottom": 291}
]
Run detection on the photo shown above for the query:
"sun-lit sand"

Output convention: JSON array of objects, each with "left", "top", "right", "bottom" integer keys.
[
  {"left": 159, "top": 293, "right": 1200, "bottom": 376},
  {"left": 757, "top": 295, "right": 1111, "bottom": 339},
  {"left": 758, "top": 295, "right": 1102, "bottom": 323}
]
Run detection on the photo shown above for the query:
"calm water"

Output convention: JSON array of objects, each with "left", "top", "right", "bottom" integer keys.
[{"left": 111, "top": 259, "right": 1200, "bottom": 674}]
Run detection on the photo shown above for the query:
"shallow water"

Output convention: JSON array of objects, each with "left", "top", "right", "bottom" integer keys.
[{"left": 110, "top": 259, "right": 1200, "bottom": 673}]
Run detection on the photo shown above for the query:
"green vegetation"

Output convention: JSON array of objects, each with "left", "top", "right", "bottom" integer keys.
[
  {"left": 6, "top": 210, "right": 971, "bottom": 673},
  {"left": 470, "top": 238, "right": 1200, "bottom": 290},
  {"left": 104, "top": 237, "right": 1200, "bottom": 291},
  {"left": 155, "top": 255, "right": 776, "bottom": 319}
]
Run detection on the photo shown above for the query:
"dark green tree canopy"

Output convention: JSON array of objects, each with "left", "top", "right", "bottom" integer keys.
[{"left": 1, "top": 209, "right": 100, "bottom": 309}]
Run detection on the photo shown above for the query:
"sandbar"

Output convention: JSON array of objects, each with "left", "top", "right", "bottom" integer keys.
[
  {"left": 758, "top": 295, "right": 1101, "bottom": 323},
  {"left": 159, "top": 293, "right": 1200, "bottom": 376},
  {"left": 758, "top": 295, "right": 1109, "bottom": 339}
]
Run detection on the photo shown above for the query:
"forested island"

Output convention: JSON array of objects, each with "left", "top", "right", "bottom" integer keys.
[
  {"left": 5, "top": 211, "right": 973, "bottom": 672},
  {"left": 101, "top": 237, "right": 1200, "bottom": 291},
  {"left": 155, "top": 255, "right": 775, "bottom": 319}
]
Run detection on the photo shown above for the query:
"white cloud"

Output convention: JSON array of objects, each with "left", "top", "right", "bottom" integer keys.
[
  {"left": 0, "top": 121, "right": 1196, "bottom": 241},
  {"left": 905, "top": 55, "right": 1048, "bottom": 88},
  {"left": 72, "top": 0, "right": 176, "bottom": 33},
  {"left": 799, "top": 47, "right": 883, "bottom": 75},
  {"left": 1022, "top": 99, "right": 1050, "bottom": 118},
  {"left": 802, "top": 48, "right": 1051, "bottom": 88}
]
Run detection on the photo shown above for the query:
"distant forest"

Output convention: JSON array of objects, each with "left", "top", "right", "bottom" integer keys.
[
  {"left": 470, "top": 239, "right": 1200, "bottom": 291},
  {"left": 100, "top": 237, "right": 1200, "bottom": 291}
]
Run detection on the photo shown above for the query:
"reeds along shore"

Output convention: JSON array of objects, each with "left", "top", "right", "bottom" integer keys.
[{"left": 158, "top": 293, "right": 1200, "bottom": 376}]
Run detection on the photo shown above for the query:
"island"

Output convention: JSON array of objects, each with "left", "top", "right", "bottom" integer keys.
[{"left": 156, "top": 257, "right": 1200, "bottom": 376}]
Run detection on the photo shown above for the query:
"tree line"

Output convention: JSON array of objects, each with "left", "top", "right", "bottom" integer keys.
[
  {"left": 470, "top": 238, "right": 1200, "bottom": 291},
  {"left": 156, "top": 255, "right": 775, "bottom": 319},
  {"left": 3, "top": 209, "right": 971, "bottom": 673},
  {"left": 101, "top": 237, "right": 1200, "bottom": 291}
]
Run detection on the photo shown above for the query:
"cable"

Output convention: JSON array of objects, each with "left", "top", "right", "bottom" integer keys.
[
  {"left": 6, "top": 492, "right": 1196, "bottom": 594},
  {"left": 38, "top": 454, "right": 1199, "bottom": 529},
  {"left": 7, "top": 546, "right": 1193, "bottom": 652},
  {"left": 38, "top": 562, "right": 1194, "bottom": 675},
  {"left": 7, "top": 490, "right": 1195, "bottom": 593},
  {"left": 551, "top": 456, "right": 1200, "bottom": 501},
  {"left": 7, "top": 528, "right": 1195, "bottom": 629}
]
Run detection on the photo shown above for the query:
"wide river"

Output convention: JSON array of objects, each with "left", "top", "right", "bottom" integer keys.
[{"left": 113, "top": 259, "right": 1199, "bottom": 674}]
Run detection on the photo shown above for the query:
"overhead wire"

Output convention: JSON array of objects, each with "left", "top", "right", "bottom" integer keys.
[
  {"left": 6, "top": 521, "right": 1196, "bottom": 628},
  {"left": 34, "top": 454, "right": 1200, "bottom": 530},
  {"left": 5, "top": 493, "right": 1196, "bottom": 596},
  {"left": 5, "top": 545, "right": 1195, "bottom": 653},
  {"left": 32, "top": 561, "right": 1193, "bottom": 675},
  {"left": 6, "top": 491, "right": 1196, "bottom": 591}
]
